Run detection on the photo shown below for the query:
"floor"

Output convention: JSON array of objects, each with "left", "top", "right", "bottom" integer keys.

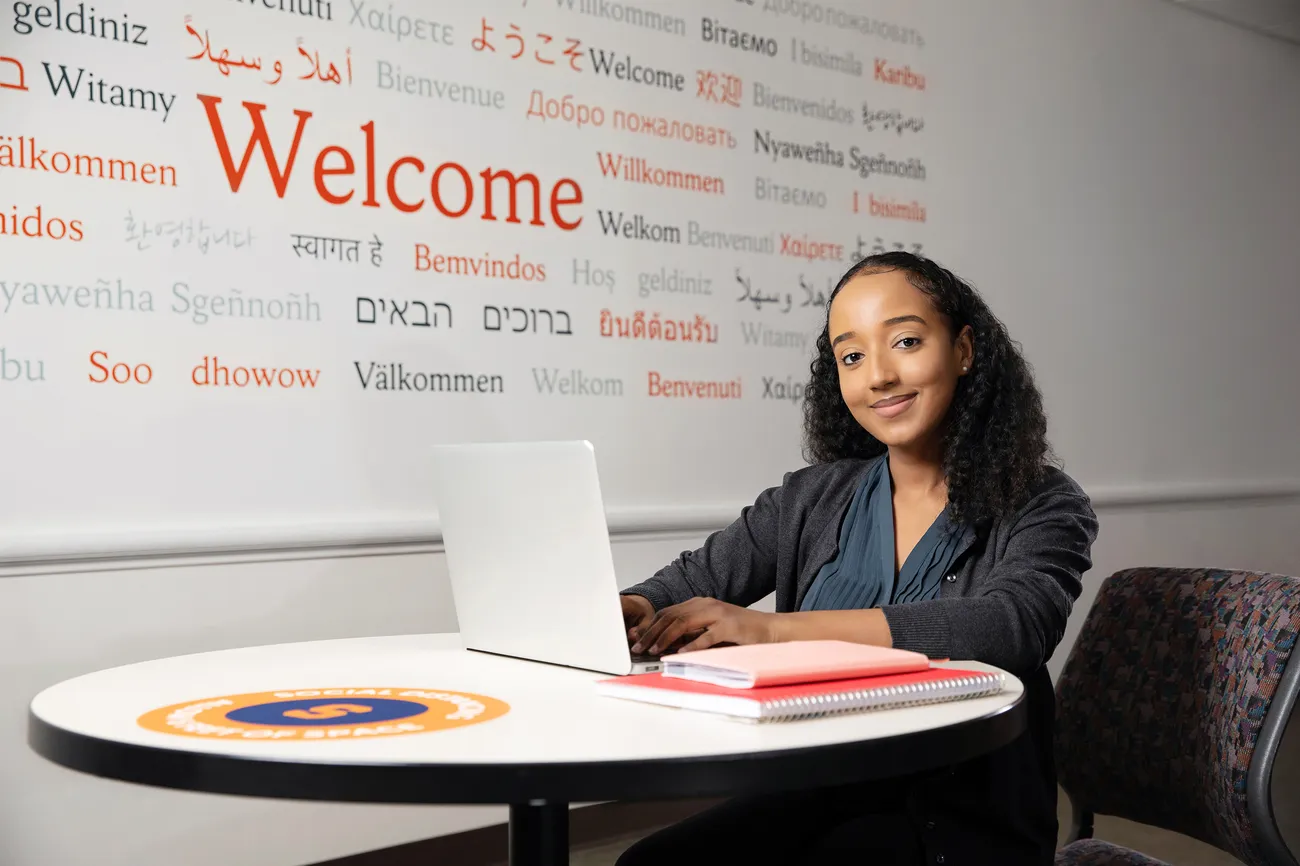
[
  {"left": 432, "top": 713, "right": 1300, "bottom": 866},
  {"left": 548, "top": 791, "right": 1248, "bottom": 866}
]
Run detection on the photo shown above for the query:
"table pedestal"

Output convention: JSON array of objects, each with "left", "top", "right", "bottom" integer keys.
[{"left": 509, "top": 801, "right": 569, "bottom": 866}]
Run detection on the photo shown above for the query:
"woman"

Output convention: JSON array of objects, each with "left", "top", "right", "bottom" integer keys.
[{"left": 615, "top": 252, "right": 1098, "bottom": 866}]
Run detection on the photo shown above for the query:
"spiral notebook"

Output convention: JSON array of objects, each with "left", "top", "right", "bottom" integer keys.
[
  {"left": 660, "top": 640, "right": 934, "bottom": 689},
  {"left": 595, "top": 667, "right": 1005, "bottom": 722}
]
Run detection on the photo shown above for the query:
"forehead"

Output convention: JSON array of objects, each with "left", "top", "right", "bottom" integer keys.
[{"left": 830, "top": 269, "right": 934, "bottom": 326}]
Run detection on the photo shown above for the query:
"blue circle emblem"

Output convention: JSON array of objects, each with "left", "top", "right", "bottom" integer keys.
[{"left": 226, "top": 698, "right": 429, "bottom": 727}]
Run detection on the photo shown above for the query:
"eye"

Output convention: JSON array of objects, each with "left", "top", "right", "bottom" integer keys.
[
  {"left": 840, "top": 351, "right": 863, "bottom": 367},
  {"left": 895, "top": 336, "right": 922, "bottom": 350}
]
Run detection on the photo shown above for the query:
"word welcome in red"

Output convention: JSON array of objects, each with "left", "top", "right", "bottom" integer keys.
[{"left": 196, "top": 95, "right": 583, "bottom": 230}]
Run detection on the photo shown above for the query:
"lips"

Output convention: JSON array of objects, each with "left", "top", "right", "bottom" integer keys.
[{"left": 870, "top": 393, "right": 917, "bottom": 419}]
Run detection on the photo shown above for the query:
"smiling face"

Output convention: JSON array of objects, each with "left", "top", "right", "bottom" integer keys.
[{"left": 828, "top": 268, "right": 973, "bottom": 454}]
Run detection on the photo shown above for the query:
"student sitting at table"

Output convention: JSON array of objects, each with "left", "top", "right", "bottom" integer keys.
[{"left": 616, "top": 251, "right": 1098, "bottom": 866}]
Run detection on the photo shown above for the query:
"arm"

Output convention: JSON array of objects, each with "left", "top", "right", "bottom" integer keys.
[
  {"left": 877, "top": 484, "right": 1098, "bottom": 677},
  {"left": 773, "top": 608, "right": 894, "bottom": 647},
  {"left": 620, "top": 476, "right": 786, "bottom": 612}
]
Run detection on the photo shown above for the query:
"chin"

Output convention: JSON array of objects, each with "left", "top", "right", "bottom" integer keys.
[
  {"left": 856, "top": 417, "right": 927, "bottom": 450},
  {"left": 856, "top": 422, "right": 901, "bottom": 447},
  {"left": 875, "top": 431, "right": 921, "bottom": 449}
]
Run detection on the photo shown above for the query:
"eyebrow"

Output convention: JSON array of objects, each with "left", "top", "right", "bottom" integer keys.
[{"left": 831, "top": 315, "right": 928, "bottom": 347}]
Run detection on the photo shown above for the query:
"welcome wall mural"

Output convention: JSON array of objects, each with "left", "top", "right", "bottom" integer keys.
[{"left": 0, "top": 0, "right": 930, "bottom": 536}]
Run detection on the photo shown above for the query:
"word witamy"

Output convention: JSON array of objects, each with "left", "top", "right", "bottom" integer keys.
[{"left": 43, "top": 63, "right": 175, "bottom": 121}]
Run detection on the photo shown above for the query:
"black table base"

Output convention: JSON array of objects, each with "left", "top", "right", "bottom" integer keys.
[{"left": 509, "top": 801, "right": 568, "bottom": 866}]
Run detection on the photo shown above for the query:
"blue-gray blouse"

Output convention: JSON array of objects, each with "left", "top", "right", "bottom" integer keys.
[{"left": 799, "top": 456, "right": 966, "bottom": 611}]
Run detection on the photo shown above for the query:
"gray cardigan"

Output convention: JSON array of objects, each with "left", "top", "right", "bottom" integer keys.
[
  {"left": 623, "top": 455, "right": 1099, "bottom": 678},
  {"left": 623, "top": 456, "right": 1100, "bottom": 862}
]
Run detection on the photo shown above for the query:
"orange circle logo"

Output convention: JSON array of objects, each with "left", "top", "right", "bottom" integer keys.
[{"left": 137, "top": 688, "right": 509, "bottom": 740}]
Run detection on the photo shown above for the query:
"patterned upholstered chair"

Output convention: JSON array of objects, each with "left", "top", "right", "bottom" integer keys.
[{"left": 1054, "top": 567, "right": 1300, "bottom": 866}]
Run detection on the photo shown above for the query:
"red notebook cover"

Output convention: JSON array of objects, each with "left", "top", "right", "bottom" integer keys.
[{"left": 596, "top": 667, "right": 1004, "bottom": 722}]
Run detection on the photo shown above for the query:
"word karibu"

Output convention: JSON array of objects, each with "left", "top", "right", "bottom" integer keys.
[{"left": 196, "top": 96, "right": 583, "bottom": 230}]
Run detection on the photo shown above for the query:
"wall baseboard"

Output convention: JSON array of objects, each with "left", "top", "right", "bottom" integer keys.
[{"left": 3, "top": 480, "right": 1298, "bottom": 577}]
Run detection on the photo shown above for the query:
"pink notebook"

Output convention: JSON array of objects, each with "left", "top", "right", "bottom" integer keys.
[
  {"left": 597, "top": 668, "right": 1004, "bottom": 722},
  {"left": 660, "top": 640, "right": 933, "bottom": 689}
]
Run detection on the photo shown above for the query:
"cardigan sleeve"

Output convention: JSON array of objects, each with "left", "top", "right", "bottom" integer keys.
[
  {"left": 620, "top": 476, "right": 787, "bottom": 611},
  {"left": 879, "top": 478, "right": 1099, "bottom": 677}
]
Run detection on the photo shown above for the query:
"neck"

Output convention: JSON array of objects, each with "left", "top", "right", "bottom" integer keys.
[{"left": 885, "top": 442, "right": 947, "bottom": 498}]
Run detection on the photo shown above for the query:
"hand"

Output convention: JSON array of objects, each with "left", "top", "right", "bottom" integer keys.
[
  {"left": 630, "top": 597, "right": 779, "bottom": 655},
  {"left": 621, "top": 594, "right": 655, "bottom": 644}
]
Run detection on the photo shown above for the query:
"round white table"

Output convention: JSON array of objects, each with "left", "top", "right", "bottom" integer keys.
[{"left": 28, "top": 633, "right": 1025, "bottom": 866}]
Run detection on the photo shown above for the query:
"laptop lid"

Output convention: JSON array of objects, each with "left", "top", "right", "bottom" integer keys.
[{"left": 430, "top": 440, "right": 637, "bottom": 675}]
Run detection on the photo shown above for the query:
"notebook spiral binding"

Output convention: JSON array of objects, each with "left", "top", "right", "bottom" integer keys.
[{"left": 754, "top": 672, "right": 1006, "bottom": 723}]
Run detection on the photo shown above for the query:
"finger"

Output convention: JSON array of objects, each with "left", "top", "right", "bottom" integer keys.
[
  {"left": 676, "top": 628, "right": 723, "bottom": 654},
  {"left": 626, "top": 616, "right": 654, "bottom": 644},
  {"left": 621, "top": 598, "right": 650, "bottom": 627},
  {"left": 632, "top": 607, "right": 655, "bottom": 632},
  {"left": 631, "top": 599, "right": 711, "bottom": 652},
  {"left": 648, "top": 614, "right": 710, "bottom": 655},
  {"left": 659, "top": 628, "right": 706, "bottom": 654},
  {"left": 630, "top": 611, "right": 678, "bottom": 654}
]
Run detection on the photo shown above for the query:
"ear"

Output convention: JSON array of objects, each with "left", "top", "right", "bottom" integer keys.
[{"left": 955, "top": 325, "right": 974, "bottom": 374}]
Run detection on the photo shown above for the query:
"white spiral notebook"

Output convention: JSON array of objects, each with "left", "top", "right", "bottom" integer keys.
[{"left": 596, "top": 667, "right": 1005, "bottom": 722}]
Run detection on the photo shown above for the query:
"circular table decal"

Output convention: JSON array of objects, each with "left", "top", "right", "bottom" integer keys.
[{"left": 137, "top": 688, "right": 510, "bottom": 740}]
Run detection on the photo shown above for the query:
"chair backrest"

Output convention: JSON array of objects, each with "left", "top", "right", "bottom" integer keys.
[{"left": 1055, "top": 567, "right": 1300, "bottom": 866}]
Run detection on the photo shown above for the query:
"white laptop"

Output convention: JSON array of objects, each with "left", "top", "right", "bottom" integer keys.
[{"left": 430, "top": 440, "right": 663, "bottom": 676}]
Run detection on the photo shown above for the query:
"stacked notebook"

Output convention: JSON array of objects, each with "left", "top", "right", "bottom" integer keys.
[{"left": 596, "top": 641, "right": 1004, "bottom": 723}]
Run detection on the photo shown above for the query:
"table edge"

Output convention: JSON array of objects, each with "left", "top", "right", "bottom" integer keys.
[{"left": 28, "top": 689, "right": 1027, "bottom": 805}]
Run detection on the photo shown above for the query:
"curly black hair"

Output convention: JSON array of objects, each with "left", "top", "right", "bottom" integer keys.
[{"left": 801, "top": 251, "right": 1056, "bottom": 525}]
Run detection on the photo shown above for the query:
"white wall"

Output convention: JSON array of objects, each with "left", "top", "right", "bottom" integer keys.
[{"left": 5, "top": 0, "right": 1300, "bottom": 864}]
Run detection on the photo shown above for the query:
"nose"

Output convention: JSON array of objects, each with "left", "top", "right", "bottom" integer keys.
[{"left": 864, "top": 346, "right": 899, "bottom": 393}]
